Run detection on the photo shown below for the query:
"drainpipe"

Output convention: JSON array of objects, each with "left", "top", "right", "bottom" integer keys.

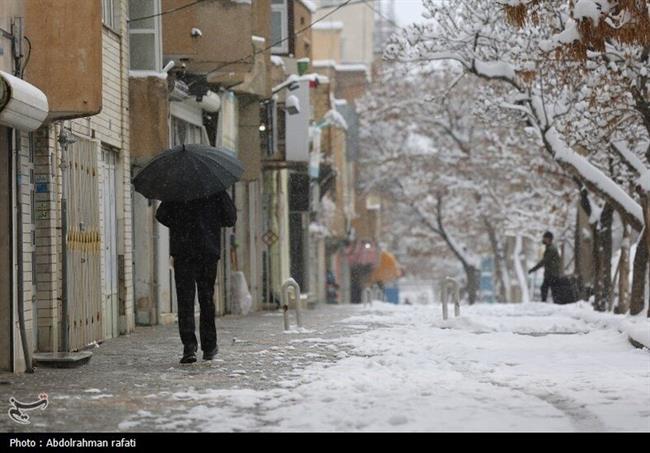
[
  {"left": 61, "top": 196, "right": 69, "bottom": 351},
  {"left": 13, "top": 129, "right": 33, "bottom": 373},
  {"left": 6, "top": 128, "right": 15, "bottom": 370},
  {"left": 10, "top": 19, "right": 33, "bottom": 373},
  {"left": 152, "top": 203, "right": 160, "bottom": 325},
  {"left": 57, "top": 128, "right": 77, "bottom": 353}
]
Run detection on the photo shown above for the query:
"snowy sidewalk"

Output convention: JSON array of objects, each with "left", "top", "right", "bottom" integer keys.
[
  {"left": 1, "top": 302, "right": 648, "bottom": 432},
  {"left": 286, "top": 302, "right": 650, "bottom": 432}
]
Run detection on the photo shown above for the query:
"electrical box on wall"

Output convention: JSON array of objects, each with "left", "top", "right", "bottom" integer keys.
[{"left": 285, "top": 79, "right": 310, "bottom": 162}]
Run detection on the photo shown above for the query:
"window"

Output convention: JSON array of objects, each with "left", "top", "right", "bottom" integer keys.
[
  {"left": 260, "top": 100, "right": 278, "bottom": 157},
  {"left": 271, "top": 0, "right": 289, "bottom": 54},
  {"left": 102, "top": 0, "right": 118, "bottom": 31},
  {"left": 170, "top": 102, "right": 210, "bottom": 146},
  {"left": 128, "top": 0, "right": 162, "bottom": 70},
  {"left": 319, "top": 0, "right": 344, "bottom": 7},
  {"left": 217, "top": 91, "right": 239, "bottom": 153},
  {"left": 171, "top": 117, "right": 207, "bottom": 146}
]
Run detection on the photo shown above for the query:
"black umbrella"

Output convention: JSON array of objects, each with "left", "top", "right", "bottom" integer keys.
[{"left": 132, "top": 144, "right": 244, "bottom": 202}]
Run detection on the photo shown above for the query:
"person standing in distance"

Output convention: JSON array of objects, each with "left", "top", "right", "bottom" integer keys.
[{"left": 528, "top": 231, "right": 562, "bottom": 302}]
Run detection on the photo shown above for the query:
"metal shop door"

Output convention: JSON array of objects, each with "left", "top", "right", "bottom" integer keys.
[
  {"left": 101, "top": 148, "right": 119, "bottom": 339},
  {"left": 64, "top": 137, "right": 103, "bottom": 350}
]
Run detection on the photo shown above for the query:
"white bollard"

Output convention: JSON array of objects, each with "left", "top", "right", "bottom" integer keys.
[
  {"left": 281, "top": 278, "right": 302, "bottom": 330},
  {"left": 453, "top": 283, "right": 461, "bottom": 317},
  {"left": 374, "top": 285, "right": 384, "bottom": 302},
  {"left": 363, "top": 287, "right": 373, "bottom": 307},
  {"left": 441, "top": 277, "right": 461, "bottom": 320},
  {"left": 283, "top": 303, "right": 290, "bottom": 331},
  {"left": 441, "top": 281, "right": 449, "bottom": 320}
]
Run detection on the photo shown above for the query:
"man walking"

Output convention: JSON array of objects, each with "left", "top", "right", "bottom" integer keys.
[
  {"left": 528, "top": 231, "right": 562, "bottom": 302},
  {"left": 155, "top": 191, "right": 237, "bottom": 364}
]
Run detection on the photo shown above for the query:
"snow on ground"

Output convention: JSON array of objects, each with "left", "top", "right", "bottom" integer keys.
[{"left": 119, "top": 302, "right": 650, "bottom": 432}]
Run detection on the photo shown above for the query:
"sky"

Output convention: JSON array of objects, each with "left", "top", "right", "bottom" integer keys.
[{"left": 384, "top": 0, "right": 427, "bottom": 27}]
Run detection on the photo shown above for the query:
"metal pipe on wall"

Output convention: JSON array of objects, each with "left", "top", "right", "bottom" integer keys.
[
  {"left": 61, "top": 198, "right": 68, "bottom": 352},
  {"left": 152, "top": 204, "right": 159, "bottom": 326},
  {"left": 6, "top": 127, "right": 15, "bottom": 371},
  {"left": 13, "top": 129, "right": 33, "bottom": 372}
]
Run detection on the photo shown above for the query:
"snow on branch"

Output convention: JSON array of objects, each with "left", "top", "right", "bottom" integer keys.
[
  {"left": 473, "top": 60, "right": 518, "bottom": 81},
  {"left": 610, "top": 140, "right": 650, "bottom": 192},
  {"left": 545, "top": 128, "right": 644, "bottom": 228}
]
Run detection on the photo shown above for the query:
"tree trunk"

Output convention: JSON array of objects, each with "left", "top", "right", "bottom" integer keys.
[
  {"left": 431, "top": 194, "right": 480, "bottom": 306},
  {"left": 501, "top": 257, "right": 512, "bottom": 303},
  {"left": 577, "top": 186, "right": 594, "bottom": 301},
  {"left": 592, "top": 223, "right": 603, "bottom": 308},
  {"left": 630, "top": 232, "right": 648, "bottom": 315},
  {"left": 602, "top": 204, "right": 614, "bottom": 310},
  {"left": 513, "top": 233, "right": 530, "bottom": 304},
  {"left": 636, "top": 192, "right": 650, "bottom": 317},
  {"left": 615, "top": 223, "right": 631, "bottom": 314},
  {"left": 464, "top": 264, "right": 480, "bottom": 305},
  {"left": 593, "top": 203, "right": 614, "bottom": 311},
  {"left": 574, "top": 207, "right": 581, "bottom": 283},
  {"left": 484, "top": 218, "right": 508, "bottom": 302}
]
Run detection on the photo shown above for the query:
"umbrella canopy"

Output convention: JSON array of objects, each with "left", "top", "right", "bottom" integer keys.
[
  {"left": 132, "top": 144, "right": 244, "bottom": 202},
  {"left": 371, "top": 251, "right": 402, "bottom": 284}
]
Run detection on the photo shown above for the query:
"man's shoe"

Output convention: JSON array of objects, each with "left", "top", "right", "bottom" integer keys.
[
  {"left": 203, "top": 345, "right": 218, "bottom": 360},
  {"left": 180, "top": 347, "right": 197, "bottom": 364}
]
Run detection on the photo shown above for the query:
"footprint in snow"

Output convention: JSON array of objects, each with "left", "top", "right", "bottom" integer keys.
[{"left": 388, "top": 415, "right": 409, "bottom": 426}]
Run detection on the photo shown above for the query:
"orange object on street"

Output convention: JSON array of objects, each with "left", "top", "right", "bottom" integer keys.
[{"left": 371, "top": 251, "right": 402, "bottom": 284}]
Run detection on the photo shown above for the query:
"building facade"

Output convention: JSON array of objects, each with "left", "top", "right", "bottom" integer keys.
[
  {"left": 0, "top": 0, "right": 383, "bottom": 374},
  {"left": 26, "top": 0, "right": 136, "bottom": 354}
]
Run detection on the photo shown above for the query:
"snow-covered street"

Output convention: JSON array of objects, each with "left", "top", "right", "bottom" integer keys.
[
  {"left": 2, "top": 302, "right": 648, "bottom": 433},
  {"left": 3, "top": 0, "right": 650, "bottom": 443},
  {"left": 119, "top": 302, "right": 650, "bottom": 432}
]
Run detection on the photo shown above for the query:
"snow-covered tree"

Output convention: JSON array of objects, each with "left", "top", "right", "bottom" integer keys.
[
  {"left": 385, "top": 0, "right": 649, "bottom": 315},
  {"left": 359, "top": 62, "right": 574, "bottom": 304}
]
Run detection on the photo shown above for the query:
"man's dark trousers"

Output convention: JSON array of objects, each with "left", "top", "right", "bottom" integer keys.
[
  {"left": 174, "top": 253, "right": 219, "bottom": 353},
  {"left": 540, "top": 275, "right": 560, "bottom": 302}
]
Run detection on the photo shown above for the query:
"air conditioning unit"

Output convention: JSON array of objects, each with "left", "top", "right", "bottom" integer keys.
[{"left": 0, "top": 70, "right": 48, "bottom": 131}]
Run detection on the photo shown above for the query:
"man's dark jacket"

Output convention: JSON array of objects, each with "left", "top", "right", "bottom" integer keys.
[
  {"left": 155, "top": 191, "right": 237, "bottom": 258},
  {"left": 530, "top": 243, "right": 561, "bottom": 278}
]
